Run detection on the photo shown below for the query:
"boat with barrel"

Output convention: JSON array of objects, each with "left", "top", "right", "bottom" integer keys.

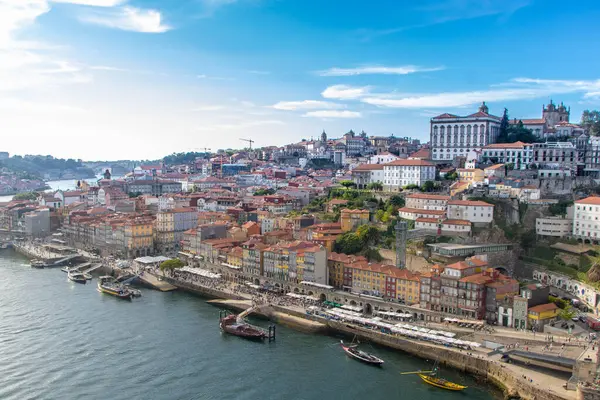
[
  {"left": 97, "top": 276, "right": 133, "bottom": 300},
  {"left": 340, "top": 340, "right": 384, "bottom": 366},
  {"left": 401, "top": 361, "right": 467, "bottom": 391},
  {"left": 219, "top": 308, "right": 267, "bottom": 341},
  {"left": 68, "top": 272, "right": 87, "bottom": 284}
]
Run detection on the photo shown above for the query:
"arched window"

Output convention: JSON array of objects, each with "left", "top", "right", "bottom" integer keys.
[
  {"left": 440, "top": 132, "right": 445, "bottom": 144},
  {"left": 473, "top": 125, "right": 478, "bottom": 135},
  {"left": 460, "top": 125, "right": 465, "bottom": 134},
  {"left": 467, "top": 125, "right": 472, "bottom": 134},
  {"left": 440, "top": 126, "right": 445, "bottom": 135},
  {"left": 454, "top": 125, "right": 459, "bottom": 135}
]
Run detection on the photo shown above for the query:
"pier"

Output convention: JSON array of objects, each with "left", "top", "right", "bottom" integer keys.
[{"left": 138, "top": 272, "right": 177, "bottom": 292}]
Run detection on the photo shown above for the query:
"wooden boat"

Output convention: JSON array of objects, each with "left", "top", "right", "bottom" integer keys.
[
  {"left": 68, "top": 272, "right": 87, "bottom": 284},
  {"left": 82, "top": 273, "right": 93, "bottom": 280},
  {"left": 417, "top": 374, "right": 467, "bottom": 391},
  {"left": 97, "top": 276, "right": 133, "bottom": 300},
  {"left": 340, "top": 340, "right": 384, "bottom": 366},
  {"left": 31, "top": 260, "right": 46, "bottom": 269},
  {"left": 220, "top": 314, "right": 266, "bottom": 341}
]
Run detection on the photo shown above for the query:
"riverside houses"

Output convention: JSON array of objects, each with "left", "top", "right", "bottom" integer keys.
[{"left": 262, "top": 241, "right": 327, "bottom": 285}]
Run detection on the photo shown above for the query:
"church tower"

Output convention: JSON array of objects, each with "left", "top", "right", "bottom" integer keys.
[
  {"left": 321, "top": 130, "right": 327, "bottom": 142},
  {"left": 543, "top": 100, "right": 570, "bottom": 126}
]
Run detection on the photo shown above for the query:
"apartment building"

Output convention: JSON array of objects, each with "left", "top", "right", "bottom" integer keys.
[
  {"left": 446, "top": 200, "right": 494, "bottom": 224},
  {"left": 481, "top": 142, "right": 533, "bottom": 170},
  {"left": 405, "top": 193, "right": 449, "bottom": 211},
  {"left": 573, "top": 196, "right": 600, "bottom": 241},
  {"left": 382, "top": 159, "right": 436, "bottom": 191}
]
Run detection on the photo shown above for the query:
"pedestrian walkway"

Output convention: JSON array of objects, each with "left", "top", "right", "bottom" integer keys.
[{"left": 139, "top": 272, "right": 177, "bottom": 292}]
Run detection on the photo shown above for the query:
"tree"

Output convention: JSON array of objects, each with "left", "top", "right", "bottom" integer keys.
[
  {"left": 446, "top": 171, "right": 458, "bottom": 181},
  {"left": 559, "top": 306, "right": 577, "bottom": 321},
  {"left": 334, "top": 232, "right": 363, "bottom": 254},
  {"left": 356, "top": 225, "right": 382, "bottom": 247},
  {"left": 375, "top": 209, "right": 385, "bottom": 222},
  {"left": 581, "top": 110, "right": 600, "bottom": 136},
  {"left": 254, "top": 188, "right": 275, "bottom": 196},
  {"left": 159, "top": 259, "right": 185, "bottom": 272},
  {"left": 421, "top": 180, "right": 435, "bottom": 192},
  {"left": 388, "top": 195, "right": 405, "bottom": 208},
  {"left": 362, "top": 248, "right": 383, "bottom": 262},
  {"left": 367, "top": 182, "right": 383, "bottom": 191},
  {"left": 339, "top": 180, "right": 356, "bottom": 189},
  {"left": 13, "top": 192, "right": 39, "bottom": 201},
  {"left": 498, "top": 108, "right": 510, "bottom": 143}
]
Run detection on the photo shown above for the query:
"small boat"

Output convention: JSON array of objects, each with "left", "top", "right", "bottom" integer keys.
[
  {"left": 340, "top": 340, "right": 384, "bottom": 366},
  {"left": 82, "top": 273, "right": 93, "bottom": 280},
  {"left": 61, "top": 266, "right": 79, "bottom": 273},
  {"left": 68, "top": 272, "right": 87, "bottom": 284},
  {"left": 417, "top": 374, "right": 467, "bottom": 391},
  {"left": 220, "top": 314, "right": 266, "bottom": 341},
  {"left": 97, "top": 276, "right": 133, "bottom": 300},
  {"left": 31, "top": 260, "right": 46, "bottom": 269}
]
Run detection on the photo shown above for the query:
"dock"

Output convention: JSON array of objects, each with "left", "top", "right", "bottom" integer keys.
[{"left": 138, "top": 272, "right": 177, "bottom": 292}]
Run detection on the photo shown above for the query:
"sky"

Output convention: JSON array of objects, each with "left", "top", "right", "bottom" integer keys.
[{"left": 2, "top": 0, "right": 600, "bottom": 161}]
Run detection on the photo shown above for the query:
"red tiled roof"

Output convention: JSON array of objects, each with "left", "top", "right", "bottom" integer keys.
[
  {"left": 384, "top": 159, "right": 434, "bottom": 167},
  {"left": 529, "top": 303, "right": 558, "bottom": 314},
  {"left": 576, "top": 196, "right": 600, "bottom": 205},
  {"left": 406, "top": 193, "right": 450, "bottom": 201},
  {"left": 353, "top": 164, "right": 385, "bottom": 171},
  {"left": 483, "top": 141, "right": 531, "bottom": 149},
  {"left": 467, "top": 111, "right": 501, "bottom": 120},
  {"left": 512, "top": 118, "right": 546, "bottom": 125},
  {"left": 444, "top": 219, "right": 471, "bottom": 226},
  {"left": 432, "top": 113, "right": 460, "bottom": 120},
  {"left": 448, "top": 200, "right": 494, "bottom": 207},
  {"left": 398, "top": 207, "right": 446, "bottom": 215},
  {"left": 485, "top": 164, "right": 505, "bottom": 170},
  {"left": 408, "top": 149, "right": 430, "bottom": 159}
]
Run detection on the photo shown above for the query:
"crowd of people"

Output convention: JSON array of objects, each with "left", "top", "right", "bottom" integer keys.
[{"left": 170, "top": 269, "right": 228, "bottom": 292}]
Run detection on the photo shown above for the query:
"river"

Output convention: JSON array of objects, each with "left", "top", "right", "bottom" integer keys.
[
  {"left": 0, "top": 178, "right": 99, "bottom": 203},
  {"left": 0, "top": 251, "right": 499, "bottom": 400}
]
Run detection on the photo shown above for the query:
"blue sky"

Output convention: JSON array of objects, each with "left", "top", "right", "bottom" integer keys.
[{"left": 2, "top": 0, "right": 600, "bottom": 160}]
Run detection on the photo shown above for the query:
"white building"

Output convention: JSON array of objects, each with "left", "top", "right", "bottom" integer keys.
[
  {"left": 415, "top": 218, "right": 472, "bottom": 234},
  {"left": 430, "top": 102, "right": 501, "bottom": 161},
  {"left": 536, "top": 216, "right": 573, "bottom": 238},
  {"left": 398, "top": 207, "right": 446, "bottom": 221},
  {"left": 382, "top": 159, "right": 435, "bottom": 191},
  {"left": 405, "top": 193, "right": 449, "bottom": 211},
  {"left": 351, "top": 164, "right": 384, "bottom": 189},
  {"left": 370, "top": 152, "right": 400, "bottom": 165},
  {"left": 481, "top": 142, "right": 533, "bottom": 170},
  {"left": 533, "top": 142, "right": 577, "bottom": 171},
  {"left": 573, "top": 196, "right": 600, "bottom": 241},
  {"left": 446, "top": 200, "right": 494, "bottom": 224}
]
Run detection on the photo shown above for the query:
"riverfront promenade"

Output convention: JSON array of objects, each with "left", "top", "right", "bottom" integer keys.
[{"left": 156, "top": 268, "right": 585, "bottom": 400}]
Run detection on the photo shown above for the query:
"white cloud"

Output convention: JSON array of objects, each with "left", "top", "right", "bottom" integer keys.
[
  {"left": 318, "top": 65, "right": 444, "bottom": 77},
  {"left": 303, "top": 110, "right": 362, "bottom": 119},
  {"left": 321, "top": 85, "right": 371, "bottom": 100},
  {"left": 200, "top": 119, "right": 285, "bottom": 130},
  {"left": 90, "top": 65, "right": 129, "bottom": 72},
  {"left": 271, "top": 100, "right": 344, "bottom": 111},
  {"left": 360, "top": 78, "right": 600, "bottom": 109},
  {"left": 192, "top": 105, "right": 225, "bottom": 111},
  {"left": 80, "top": 6, "right": 171, "bottom": 33},
  {"left": 50, "top": 0, "right": 125, "bottom": 6}
]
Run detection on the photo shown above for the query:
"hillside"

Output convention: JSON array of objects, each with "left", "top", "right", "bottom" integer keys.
[{"left": 0, "top": 156, "right": 95, "bottom": 180}]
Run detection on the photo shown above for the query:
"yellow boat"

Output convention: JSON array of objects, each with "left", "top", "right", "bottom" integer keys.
[{"left": 418, "top": 373, "right": 467, "bottom": 391}]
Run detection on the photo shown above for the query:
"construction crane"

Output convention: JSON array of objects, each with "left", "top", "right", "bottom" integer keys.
[{"left": 240, "top": 138, "right": 255, "bottom": 150}]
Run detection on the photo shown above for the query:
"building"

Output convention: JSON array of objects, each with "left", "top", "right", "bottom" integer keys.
[
  {"left": 513, "top": 296, "right": 529, "bottom": 330},
  {"left": 528, "top": 303, "right": 559, "bottom": 330},
  {"left": 155, "top": 207, "right": 199, "bottom": 252},
  {"left": 481, "top": 142, "right": 533, "bottom": 170},
  {"left": 340, "top": 209, "right": 370, "bottom": 232},
  {"left": 328, "top": 252, "right": 367, "bottom": 289},
  {"left": 430, "top": 102, "right": 501, "bottom": 161},
  {"left": 536, "top": 216, "right": 573, "bottom": 238},
  {"left": 483, "top": 164, "right": 505, "bottom": 179},
  {"left": 573, "top": 196, "right": 600, "bottom": 241},
  {"left": 262, "top": 241, "right": 328, "bottom": 285},
  {"left": 405, "top": 193, "right": 449, "bottom": 211},
  {"left": 24, "top": 208, "right": 50, "bottom": 237},
  {"left": 456, "top": 168, "right": 484, "bottom": 185},
  {"left": 398, "top": 207, "right": 446, "bottom": 221},
  {"left": 533, "top": 142, "right": 577, "bottom": 171},
  {"left": 415, "top": 218, "right": 471, "bottom": 235},
  {"left": 122, "top": 216, "right": 155, "bottom": 258},
  {"left": 521, "top": 283, "right": 550, "bottom": 307},
  {"left": 446, "top": 200, "right": 494, "bottom": 225},
  {"left": 54, "top": 190, "right": 85, "bottom": 206},
  {"left": 351, "top": 164, "right": 384, "bottom": 189},
  {"left": 126, "top": 180, "right": 182, "bottom": 196},
  {"left": 370, "top": 152, "right": 399, "bottom": 165},
  {"left": 382, "top": 159, "right": 436, "bottom": 191}
]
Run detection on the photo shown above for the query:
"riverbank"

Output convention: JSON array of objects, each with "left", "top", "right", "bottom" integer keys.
[{"left": 162, "top": 274, "right": 576, "bottom": 400}]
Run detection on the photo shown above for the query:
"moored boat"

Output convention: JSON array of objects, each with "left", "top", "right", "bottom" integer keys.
[
  {"left": 68, "top": 272, "right": 87, "bottom": 284},
  {"left": 31, "top": 260, "right": 46, "bottom": 269},
  {"left": 219, "top": 314, "right": 266, "bottom": 341},
  {"left": 61, "top": 266, "right": 80, "bottom": 273},
  {"left": 340, "top": 340, "right": 384, "bottom": 366},
  {"left": 417, "top": 374, "right": 467, "bottom": 391},
  {"left": 97, "top": 276, "right": 133, "bottom": 300},
  {"left": 82, "top": 273, "right": 93, "bottom": 280}
]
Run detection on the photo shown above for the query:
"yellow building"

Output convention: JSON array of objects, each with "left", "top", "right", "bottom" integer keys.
[
  {"left": 123, "top": 217, "right": 154, "bottom": 258},
  {"left": 392, "top": 269, "right": 421, "bottom": 304},
  {"left": 528, "top": 303, "right": 559, "bottom": 329},
  {"left": 450, "top": 181, "right": 470, "bottom": 197},
  {"left": 457, "top": 168, "right": 484, "bottom": 184},
  {"left": 340, "top": 208, "right": 370, "bottom": 232},
  {"left": 226, "top": 246, "right": 243, "bottom": 267}
]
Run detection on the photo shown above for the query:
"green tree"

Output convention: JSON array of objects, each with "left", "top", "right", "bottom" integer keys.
[
  {"left": 159, "top": 259, "right": 185, "bottom": 272},
  {"left": 498, "top": 108, "right": 510, "bottom": 143},
  {"left": 13, "top": 192, "right": 39, "bottom": 201},
  {"left": 582, "top": 110, "right": 600, "bottom": 136},
  {"left": 375, "top": 209, "right": 385, "bottom": 222},
  {"left": 367, "top": 182, "right": 383, "bottom": 191},
  {"left": 559, "top": 306, "right": 577, "bottom": 321},
  {"left": 421, "top": 180, "right": 435, "bottom": 192},
  {"left": 356, "top": 225, "right": 382, "bottom": 247},
  {"left": 334, "top": 232, "right": 363, "bottom": 254},
  {"left": 339, "top": 180, "right": 356, "bottom": 189},
  {"left": 446, "top": 171, "right": 458, "bottom": 181},
  {"left": 388, "top": 195, "right": 405, "bottom": 208},
  {"left": 362, "top": 248, "right": 383, "bottom": 262},
  {"left": 254, "top": 188, "right": 276, "bottom": 196}
]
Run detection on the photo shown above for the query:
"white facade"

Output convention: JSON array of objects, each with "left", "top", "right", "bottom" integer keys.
[
  {"left": 370, "top": 153, "right": 399, "bottom": 165},
  {"left": 481, "top": 142, "right": 533, "bottom": 170},
  {"left": 446, "top": 200, "right": 494, "bottom": 224},
  {"left": 405, "top": 194, "right": 449, "bottom": 211},
  {"left": 415, "top": 218, "right": 472, "bottom": 233},
  {"left": 430, "top": 102, "right": 501, "bottom": 161},
  {"left": 573, "top": 197, "right": 600, "bottom": 240},
  {"left": 382, "top": 160, "right": 435, "bottom": 191},
  {"left": 398, "top": 207, "right": 446, "bottom": 221},
  {"left": 536, "top": 216, "right": 573, "bottom": 238}
]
